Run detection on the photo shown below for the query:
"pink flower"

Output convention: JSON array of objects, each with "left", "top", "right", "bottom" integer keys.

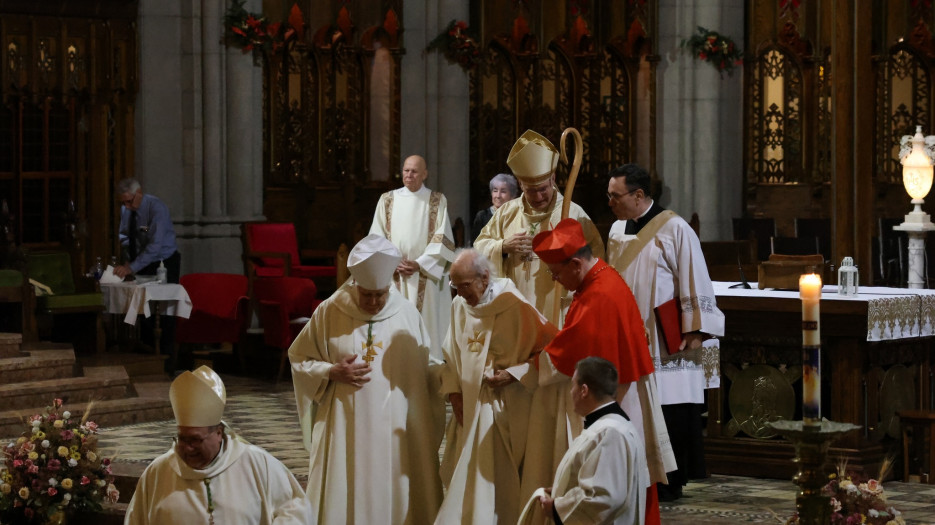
[
  {"left": 53, "top": 398, "right": 63, "bottom": 408},
  {"left": 106, "top": 483, "right": 120, "bottom": 504},
  {"left": 60, "top": 430, "right": 74, "bottom": 441},
  {"left": 27, "top": 464, "right": 39, "bottom": 474},
  {"left": 81, "top": 476, "right": 91, "bottom": 486},
  {"left": 47, "top": 487, "right": 58, "bottom": 497},
  {"left": 12, "top": 459, "right": 23, "bottom": 468},
  {"left": 46, "top": 459, "right": 61, "bottom": 471}
]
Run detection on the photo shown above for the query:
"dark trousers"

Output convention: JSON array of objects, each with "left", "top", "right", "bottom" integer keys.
[{"left": 660, "top": 402, "right": 707, "bottom": 488}]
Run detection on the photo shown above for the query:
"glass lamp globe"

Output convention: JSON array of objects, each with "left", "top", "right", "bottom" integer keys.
[{"left": 901, "top": 126, "right": 934, "bottom": 203}]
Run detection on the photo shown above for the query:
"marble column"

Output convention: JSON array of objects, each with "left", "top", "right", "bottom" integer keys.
[
  {"left": 136, "top": 0, "right": 264, "bottom": 275},
  {"left": 656, "top": 0, "right": 744, "bottom": 241},
  {"left": 401, "top": 0, "right": 471, "bottom": 239}
]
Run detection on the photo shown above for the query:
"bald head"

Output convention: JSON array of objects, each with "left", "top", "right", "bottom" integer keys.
[
  {"left": 449, "top": 249, "right": 492, "bottom": 307},
  {"left": 402, "top": 155, "right": 428, "bottom": 192}
]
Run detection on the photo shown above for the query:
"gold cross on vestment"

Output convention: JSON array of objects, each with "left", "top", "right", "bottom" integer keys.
[
  {"left": 467, "top": 331, "right": 486, "bottom": 353},
  {"left": 361, "top": 321, "right": 382, "bottom": 363},
  {"left": 361, "top": 340, "right": 383, "bottom": 363}
]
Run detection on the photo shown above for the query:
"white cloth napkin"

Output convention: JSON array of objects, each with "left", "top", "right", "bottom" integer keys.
[{"left": 98, "top": 265, "right": 124, "bottom": 284}]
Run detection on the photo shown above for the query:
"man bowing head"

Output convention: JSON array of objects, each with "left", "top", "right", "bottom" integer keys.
[
  {"left": 124, "top": 366, "right": 311, "bottom": 524},
  {"left": 521, "top": 219, "right": 673, "bottom": 525},
  {"left": 289, "top": 234, "right": 444, "bottom": 525}
]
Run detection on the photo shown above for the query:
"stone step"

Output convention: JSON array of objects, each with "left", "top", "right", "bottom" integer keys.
[
  {"left": 0, "top": 395, "right": 173, "bottom": 439},
  {"left": 77, "top": 352, "right": 168, "bottom": 379},
  {"left": 0, "top": 348, "right": 75, "bottom": 384},
  {"left": 0, "top": 332, "right": 23, "bottom": 357},
  {"left": 0, "top": 366, "right": 130, "bottom": 413}
]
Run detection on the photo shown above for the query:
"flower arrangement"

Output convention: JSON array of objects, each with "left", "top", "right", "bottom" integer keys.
[
  {"left": 785, "top": 461, "right": 904, "bottom": 525},
  {"left": 426, "top": 20, "right": 481, "bottom": 71},
  {"left": 223, "top": 1, "right": 303, "bottom": 60},
  {"left": 681, "top": 26, "right": 744, "bottom": 77},
  {"left": 0, "top": 399, "right": 118, "bottom": 525}
]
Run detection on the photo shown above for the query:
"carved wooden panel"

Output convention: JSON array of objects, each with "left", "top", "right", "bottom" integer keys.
[
  {"left": 469, "top": 1, "right": 653, "bottom": 228},
  {"left": 262, "top": 2, "right": 402, "bottom": 250},
  {"left": 0, "top": 2, "right": 138, "bottom": 267}
]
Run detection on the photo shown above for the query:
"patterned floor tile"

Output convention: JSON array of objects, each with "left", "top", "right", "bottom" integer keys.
[{"left": 5, "top": 374, "right": 934, "bottom": 524}]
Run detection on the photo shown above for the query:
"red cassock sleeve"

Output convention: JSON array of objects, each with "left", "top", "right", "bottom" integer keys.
[{"left": 545, "top": 260, "right": 654, "bottom": 383}]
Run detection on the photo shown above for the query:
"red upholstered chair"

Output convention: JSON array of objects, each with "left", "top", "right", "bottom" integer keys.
[
  {"left": 241, "top": 222, "right": 340, "bottom": 297},
  {"left": 253, "top": 276, "right": 321, "bottom": 380},
  {"left": 176, "top": 274, "right": 250, "bottom": 367}
]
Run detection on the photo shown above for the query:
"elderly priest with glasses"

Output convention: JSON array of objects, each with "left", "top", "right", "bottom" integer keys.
[
  {"left": 288, "top": 233, "right": 445, "bottom": 525},
  {"left": 435, "top": 248, "right": 557, "bottom": 524},
  {"left": 124, "top": 366, "right": 311, "bottom": 524}
]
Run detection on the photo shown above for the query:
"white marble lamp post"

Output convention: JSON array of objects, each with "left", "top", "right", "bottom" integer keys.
[{"left": 895, "top": 126, "right": 935, "bottom": 289}]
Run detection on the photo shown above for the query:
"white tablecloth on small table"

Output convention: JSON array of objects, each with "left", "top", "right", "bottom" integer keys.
[{"left": 100, "top": 282, "right": 192, "bottom": 325}]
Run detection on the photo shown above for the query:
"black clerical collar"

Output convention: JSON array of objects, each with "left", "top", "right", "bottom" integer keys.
[
  {"left": 625, "top": 201, "right": 665, "bottom": 235},
  {"left": 583, "top": 401, "right": 629, "bottom": 429}
]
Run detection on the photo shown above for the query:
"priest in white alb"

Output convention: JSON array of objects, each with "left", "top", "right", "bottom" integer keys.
[
  {"left": 124, "top": 366, "right": 311, "bottom": 525},
  {"left": 605, "top": 163, "right": 724, "bottom": 502},
  {"left": 473, "top": 130, "right": 603, "bottom": 325},
  {"left": 519, "top": 357, "right": 651, "bottom": 525},
  {"left": 436, "top": 249, "right": 557, "bottom": 525},
  {"left": 288, "top": 234, "right": 444, "bottom": 525},
  {"left": 370, "top": 154, "right": 455, "bottom": 359}
]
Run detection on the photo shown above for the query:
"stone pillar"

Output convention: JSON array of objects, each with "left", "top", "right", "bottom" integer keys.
[
  {"left": 136, "top": 0, "right": 264, "bottom": 275},
  {"left": 401, "top": 0, "right": 470, "bottom": 238},
  {"left": 201, "top": 0, "right": 224, "bottom": 218},
  {"left": 656, "top": 0, "right": 744, "bottom": 240}
]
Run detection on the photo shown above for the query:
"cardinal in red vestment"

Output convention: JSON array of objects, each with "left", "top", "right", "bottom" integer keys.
[{"left": 530, "top": 218, "right": 665, "bottom": 525}]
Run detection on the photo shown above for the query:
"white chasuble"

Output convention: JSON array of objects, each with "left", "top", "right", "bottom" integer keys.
[
  {"left": 124, "top": 434, "right": 312, "bottom": 525},
  {"left": 436, "top": 278, "right": 557, "bottom": 525},
  {"left": 370, "top": 185, "right": 455, "bottom": 359},
  {"left": 518, "top": 414, "right": 650, "bottom": 525},
  {"left": 473, "top": 193, "right": 604, "bottom": 325},
  {"left": 288, "top": 283, "right": 444, "bottom": 525},
  {"left": 607, "top": 216, "right": 724, "bottom": 404}
]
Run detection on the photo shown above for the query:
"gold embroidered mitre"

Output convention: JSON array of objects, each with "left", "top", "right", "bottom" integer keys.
[{"left": 507, "top": 130, "right": 559, "bottom": 186}]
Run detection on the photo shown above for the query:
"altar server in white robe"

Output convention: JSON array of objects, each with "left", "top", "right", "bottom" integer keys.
[
  {"left": 519, "top": 357, "right": 650, "bottom": 525},
  {"left": 124, "top": 366, "right": 311, "bottom": 525},
  {"left": 474, "top": 130, "right": 604, "bottom": 325},
  {"left": 436, "top": 249, "right": 557, "bottom": 525},
  {"left": 289, "top": 234, "right": 444, "bottom": 525},
  {"left": 370, "top": 154, "right": 455, "bottom": 359},
  {"left": 605, "top": 163, "right": 724, "bottom": 501}
]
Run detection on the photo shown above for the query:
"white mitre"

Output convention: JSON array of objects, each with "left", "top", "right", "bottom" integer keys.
[
  {"left": 170, "top": 365, "right": 226, "bottom": 427},
  {"left": 348, "top": 234, "right": 402, "bottom": 290},
  {"left": 506, "top": 129, "right": 559, "bottom": 185}
]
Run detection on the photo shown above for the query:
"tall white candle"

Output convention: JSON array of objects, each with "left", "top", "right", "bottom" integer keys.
[{"left": 799, "top": 273, "right": 822, "bottom": 426}]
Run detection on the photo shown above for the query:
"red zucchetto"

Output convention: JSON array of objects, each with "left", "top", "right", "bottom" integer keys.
[{"left": 532, "top": 218, "right": 588, "bottom": 264}]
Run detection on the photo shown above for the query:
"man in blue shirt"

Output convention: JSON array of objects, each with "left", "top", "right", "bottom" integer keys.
[
  {"left": 115, "top": 178, "right": 180, "bottom": 283},
  {"left": 115, "top": 178, "right": 181, "bottom": 371}
]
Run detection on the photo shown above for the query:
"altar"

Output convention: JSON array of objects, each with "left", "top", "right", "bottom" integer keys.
[{"left": 706, "top": 282, "right": 935, "bottom": 480}]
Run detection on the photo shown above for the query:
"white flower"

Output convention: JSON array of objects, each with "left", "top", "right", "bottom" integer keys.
[
  {"left": 63, "top": 411, "right": 71, "bottom": 419},
  {"left": 67, "top": 458, "right": 78, "bottom": 467},
  {"left": 870, "top": 509, "right": 880, "bottom": 518},
  {"left": 32, "top": 426, "right": 41, "bottom": 435},
  {"left": 31, "top": 420, "right": 41, "bottom": 427},
  {"left": 48, "top": 478, "right": 58, "bottom": 487},
  {"left": 97, "top": 479, "right": 107, "bottom": 487},
  {"left": 41, "top": 440, "right": 50, "bottom": 449}
]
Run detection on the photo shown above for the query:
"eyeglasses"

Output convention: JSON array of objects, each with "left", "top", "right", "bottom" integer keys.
[
  {"left": 449, "top": 276, "right": 480, "bottom": 292},
  {"left": 606, "top": 189, "right": 638, "bottom": 201}
]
